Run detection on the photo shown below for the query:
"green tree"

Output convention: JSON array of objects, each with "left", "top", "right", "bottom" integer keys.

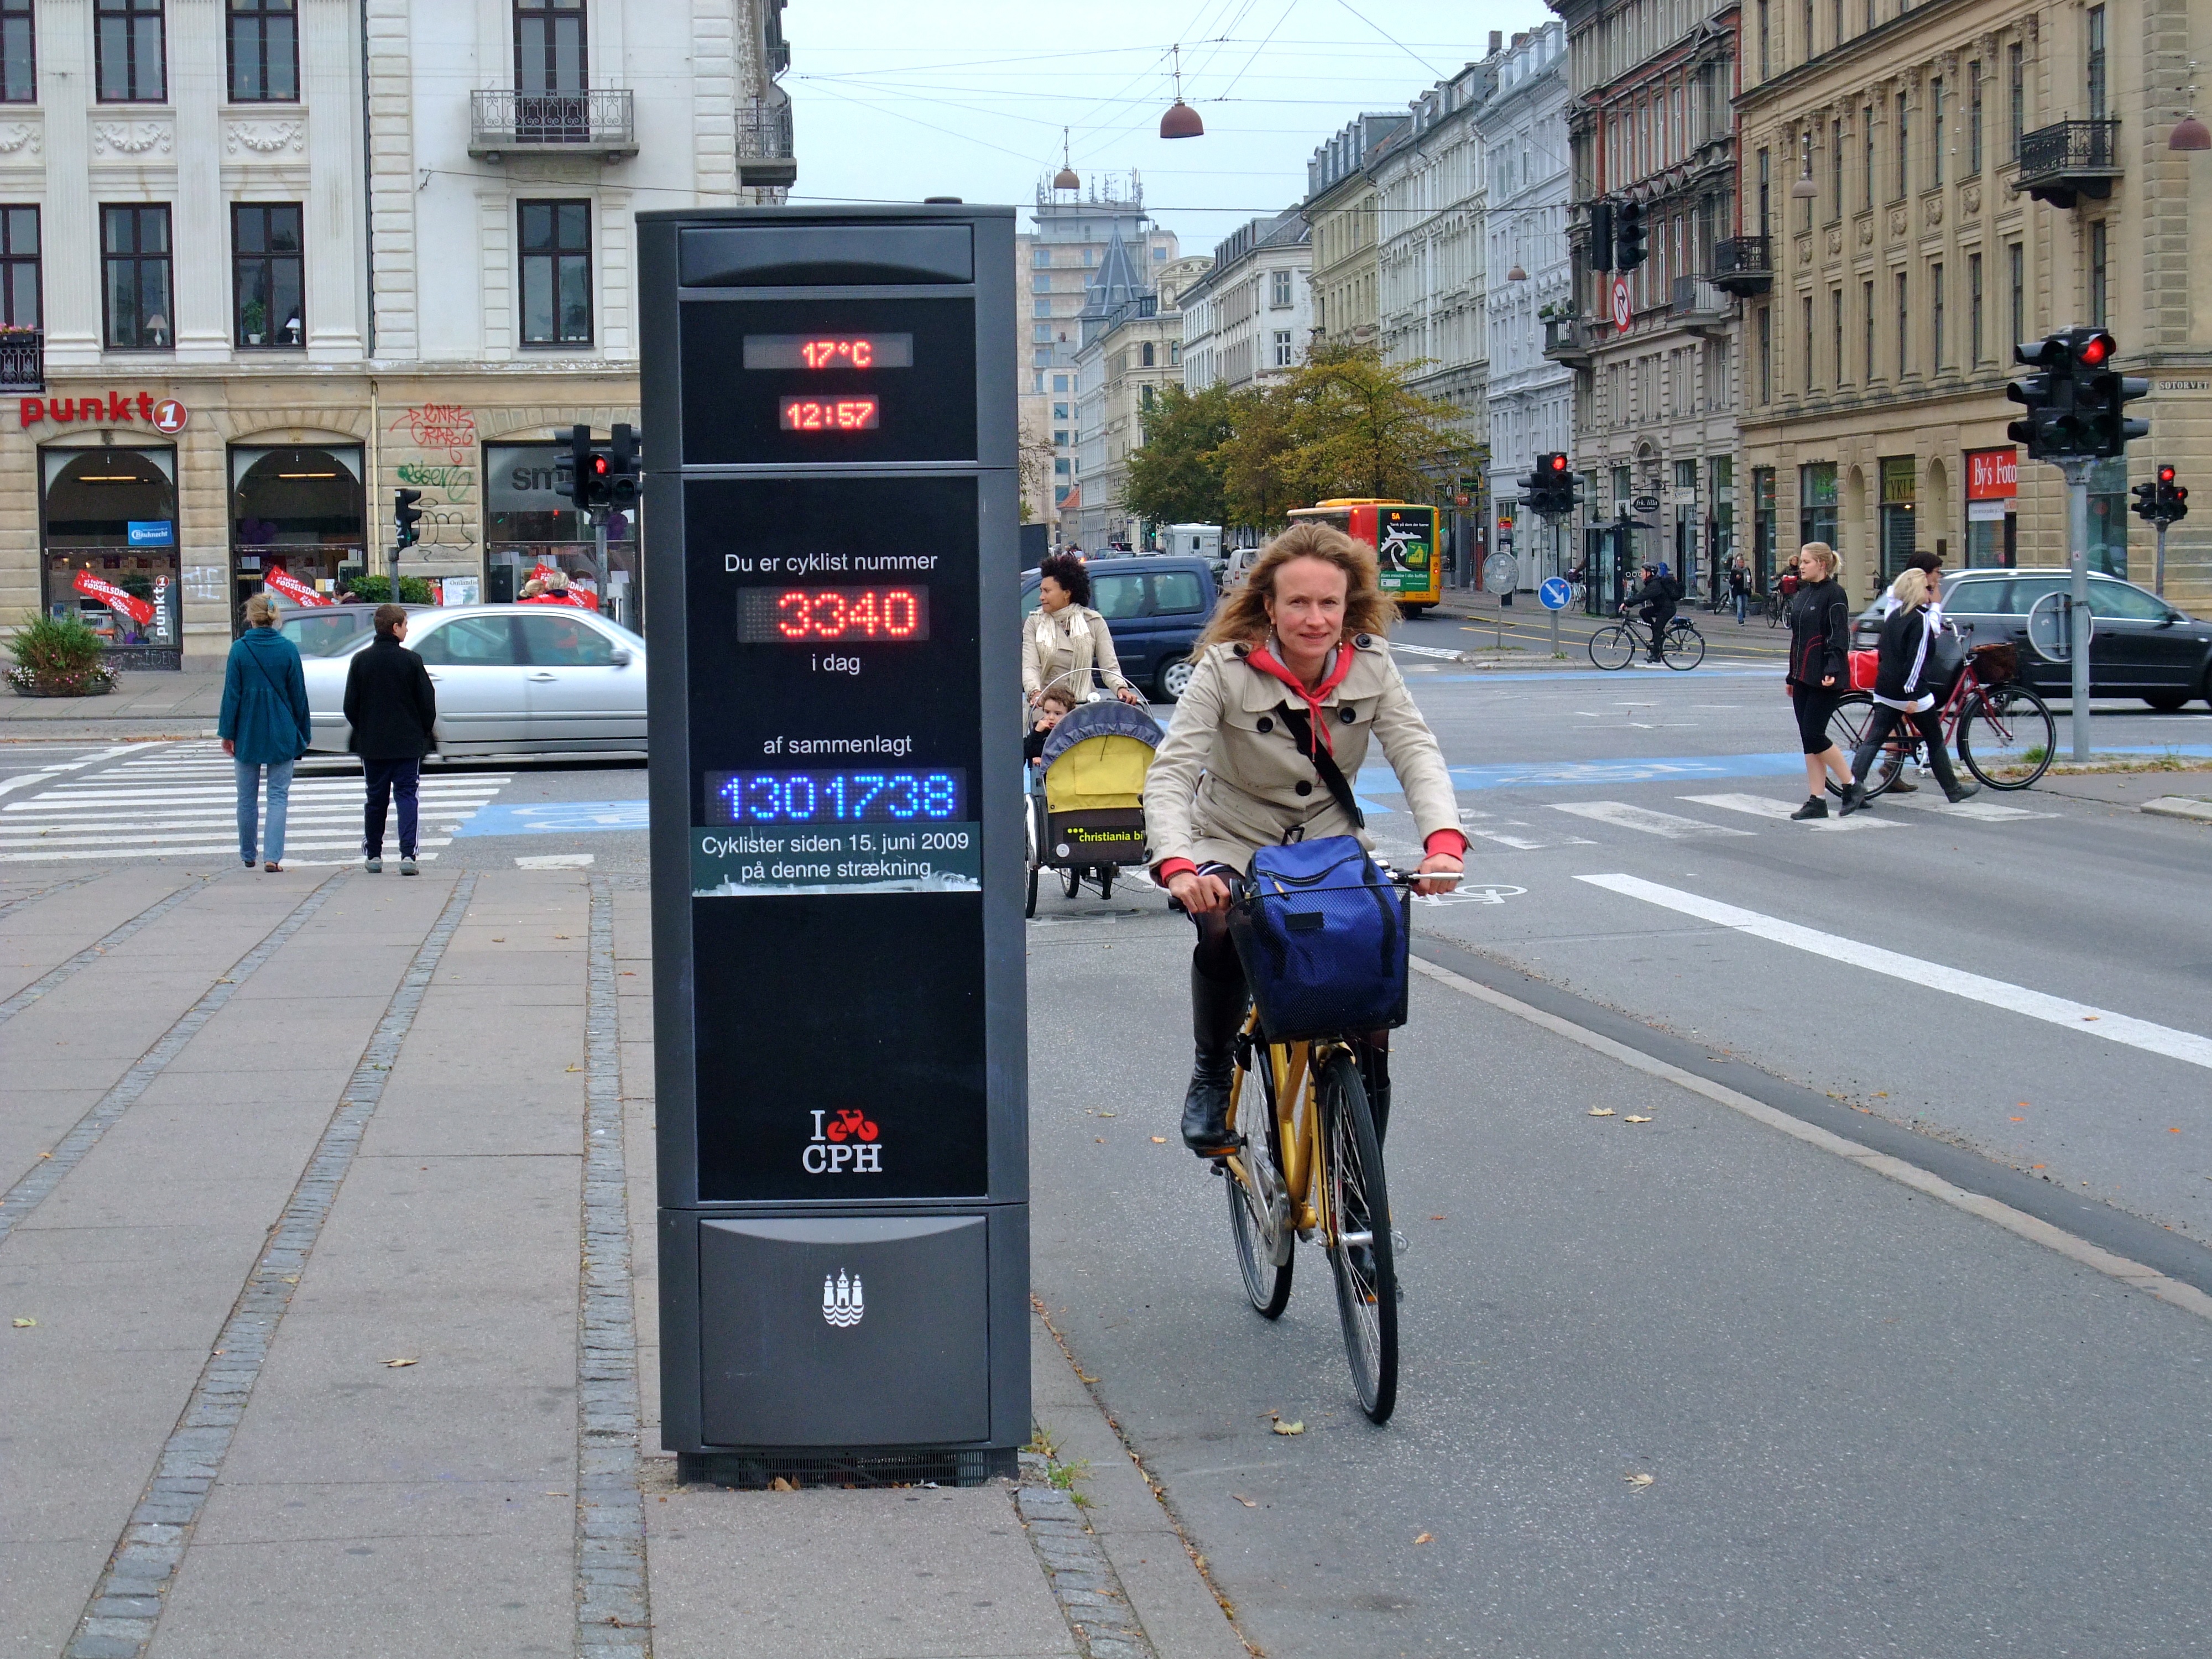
[
  {"left": 1215, "top": 385, "right": 1305, "bottom": 531},
  {"left": 1124, "top": 380, "right": 1241, "bottom": 529},
  {"left": 1275, "top": 342, "right": 1477, "bottom": 506}
]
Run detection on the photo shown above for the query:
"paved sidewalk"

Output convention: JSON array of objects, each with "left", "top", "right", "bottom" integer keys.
[
  {"left": 3, "top": 671, "right": 226, "bottom": 725},
  {"left": 1, "top": 866, "right": 1241, "bottom": 1659}
]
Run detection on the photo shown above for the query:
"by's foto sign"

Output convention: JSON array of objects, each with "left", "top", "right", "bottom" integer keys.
[
  {"left": 20, "top": 392, "right": 187, "bottom": 433},
  {"left": 1966, "top": 448, "right": 2018, "bottom": 500}
]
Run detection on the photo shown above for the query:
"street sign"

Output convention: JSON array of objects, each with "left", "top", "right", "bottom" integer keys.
[
  {"left": 1484, "top": 551, "right": 1519, "bottom": 592},
  {"left": 1631, "top": 495, "right": 1660, "bottom": 513},
  {"left": 1539, "top": 577, "right": 1572, "bottom": 611},
  {"left": 1610, "top": 275, "right": 1632, "bottom": 331},
  {"left": 2025, "top": 591, "right": 2090, "bottom": 664},
  {"left": 640, "top": 206, "right": 1027, "bottom": 1484}
]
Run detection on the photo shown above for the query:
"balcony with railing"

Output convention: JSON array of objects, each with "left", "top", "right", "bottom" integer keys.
[
  {"left": 738, "top": 98, "right": 797, "bottom": 187},
  {"left": 469, "top": 88, "right": 638, "bottom": 161},
  {"left": 0, "top": 326, "right": 41, "bottom": 394},
  {"left": 2014, "top": 118, "right": 2121, "bottom": 208},
  {"left": 1542, "top": 315, "right": 1595, "bottom": 367},
  {"left": 1671, "top": 275, "right": 1734, "bottom": 338},
  {"left": 1710, "top": 236, "right": 1772, "bottom": 298}
]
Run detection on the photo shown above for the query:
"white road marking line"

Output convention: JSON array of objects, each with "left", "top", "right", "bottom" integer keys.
[
  {"left": 1463, "top": 827, "right": 1598, "bottom": 850},
  {"left": 0, "top": 837, "right": 457, "bottom": 864},
  {"left": 1551, "top": 801, "right": 1755, "bottom": 839},
  {"left": 0, "top": 742, "right": 165, "bottom": 799},
  {"left": 1575, "top": 873, "right": 2212, "bottom": 1073},
  {"left": 516, "top": 853, "right": 596, "bottom": 869},
  {"left": 1681, "top": 791, "right": 1898, "bottom": 832},
  {"left": 3, "top": 796, "right": 500, "bottom": 822},
  {"left": 16, "top": 784, "right": 507, "bottom": 806},
  {"left": 1407, "top": 954, "right": 2212, "bottom": 1326},
  {"left": 1878, "top": 793, "right": 2059, "bottom": 821}
]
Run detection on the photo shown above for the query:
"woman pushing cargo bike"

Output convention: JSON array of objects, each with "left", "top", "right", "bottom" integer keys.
[{"left": 1145, "top": 523, "right": 1465, "bottom": 1423}]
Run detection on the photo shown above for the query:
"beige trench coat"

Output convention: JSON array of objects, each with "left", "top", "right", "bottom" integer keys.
[
  {"left": 1145, "top": 636, "right": 1460, "bottom": 872},
  {"left": 1022, "top": 604, "right": 1132, "bottom": 701}
]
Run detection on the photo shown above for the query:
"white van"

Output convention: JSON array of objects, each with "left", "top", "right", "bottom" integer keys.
[{"left": 1162, "top": 524, "right": 1223, "bottom": 562}]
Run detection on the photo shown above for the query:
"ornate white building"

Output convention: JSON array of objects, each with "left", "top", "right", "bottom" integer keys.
[{"left": 1177, "top": 209, "right": 1311, "bottom": 395}]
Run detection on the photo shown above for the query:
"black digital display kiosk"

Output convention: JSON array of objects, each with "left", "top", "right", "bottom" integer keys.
[{"left": 639, "top": 207, "right": 1026, "bottom": 1483}]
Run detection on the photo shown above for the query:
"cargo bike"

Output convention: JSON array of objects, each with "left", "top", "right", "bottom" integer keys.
[{"left": 1024, "top": 689, "right": 1164, "bottom": 916}]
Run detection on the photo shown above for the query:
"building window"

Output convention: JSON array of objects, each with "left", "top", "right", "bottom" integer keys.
[
  {"left": 227, "top": 0, "right": 295, "bottom": 101},
  {"left": 1140, "top": 383, "right": 1155, "bottom": 409},
  {"left": 1031, "top": 324, "right": 1052, "bottom": 343},
  {"left": 101, "top": 204, "right": 171, "bottom": 348},
  {"left": 1894, "top": 92, "right": 1908, "bottom": 200},
  {"left": 1757, "top": 0, "right": 1770, "bottom": 79},
  {"left": 96, "top": 0, "right": 165, "bottom": 103},
  {"left": 1169, "top": 341, "right": 1180, "bottom": 366},
  {"left": 518, "top": 200, "right": 592, "bottom": 346},
  {"left": 1930, "top": 261, "right": 1944, "bottom": 369},
  {"left": 1274, "top": 330, "right": 1293, "bottom": 368},
  {"left": 0, "top": 0, "right": 32, "bottom": 102},
  {"left": 1829, "top": 288, "right": 1843, "bottom": 384},
  {"left": 515, "top": 0, "right": 586, "bottom": 92},
  {"left": 1052, "top": 430, "right": 1067, "bottom": 447},
  {"left": 0, "top": 204, "right": 36, "bottom": 326},
  {"left": 232, "top": 203, "right": 302, "bottom": 348},
  {"left": 1052, "top": 373, "right": 1068, "bottom": 392},
  {"left": 1879, "top": 456, "right": 1917, "bottom": 581},
  {"left": 1756, "top": 306, "right": 1771, "bottom": 403},
  {"left": 2008, "top": 241, "right": 2024, "bottom": 347},
  {"left": 2086, "top": 6, "right": 2106, "bottom": 122},
  {"left": 1895, "top": 270, "right": 1908, "bottom": 377},
  {"left": 1863, "top": 278, "right": 1875, "bottom": 380},
  {"left": 1140, "top": 341, "right": 1155, "bottom": 367},
  {"left": 1034, "top": 299, "right": 1051, "bottom": 318},
  {"left": 1271, "top": 269, "right": 1292, "bottom": 307},
  {"left": 1034, "top": 247, "right": 1051, "bottom": 267},
  {"left": 1800, "top": 461, "right": 1838, "bottom": 547},
  {"left": 1968, "top": 62, "right": 1983, "bottom": 175},
  {"left": 1752, "top": 466, "right": 1777, "bottom": 585},
  {"left": 1830, "top": 119, "right": 1843, "bottom": 215},
  {"left": 1756, "top": 147, "right": 1771, "bottom": 238},
  {"left": 1802, "top": 0, "right": 1814, "bottom": 61},
  {"left": 1802, "top": 294, "right": 1815, "bottom": 390},
  {"left": 2008, "top": 44, "right": 2024, "bottom": 154},
  {"left": 1052, "top": 402, "right": 1067, "bottom": 420},
  {"left": 1862, "top": 106, "right": 1875, "bottom": 210},
  {"left": 1931, "top": 79, "right": 1944, "bottom": 186},
  {"left": 1968, "top": 251, "right": 1983, "bottom": 366},
  {"left": 2089, "top": 221, "right": 2107, "bottom": 328},
  {"left": 1031, "top": 275, "right": 1051, "bottom": 294}
]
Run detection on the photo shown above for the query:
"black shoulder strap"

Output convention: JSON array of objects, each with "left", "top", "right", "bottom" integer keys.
[{"left": 1274, "top": 702, "right": 1365, "bottom": 830}]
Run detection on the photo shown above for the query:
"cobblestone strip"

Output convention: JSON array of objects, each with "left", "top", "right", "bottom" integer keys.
[
  {"left": 0, "top": 871, "right": 102, "bottom": 923},
  {"left": 0, "top": 874, "right": 341, "bottom": 1248},
  {"left": 578, "top": 877, "right": 651, "bottom": 1657},
  {"left": 0, "top": 875, "right": 215, "bottom": 1033},
  {"left": 63, "top": 875, "right": 478, "bottom": 1659},
  {"left": 1016, "top": 1481, "right": 1157, "bottom": 1659}
]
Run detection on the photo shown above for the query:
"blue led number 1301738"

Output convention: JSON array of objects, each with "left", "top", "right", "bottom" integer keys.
[{"left": 708, "top": 769, "right": 964, "bottom": 825}]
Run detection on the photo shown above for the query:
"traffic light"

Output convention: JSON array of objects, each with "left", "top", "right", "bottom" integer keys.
[
  {"left": 567, "top": 423, "right": 610, "bottom": 514},
  {"left": 2132, "top": 478, "right": 2161, "bottom": 523},
  {"left": 2066, "top": 329, "right": 2149, "bottom": 458},
  {"left": 2006, "top": 334, "right": 2087, "bottom": 460},
  {"left": 607, "top": 422, "right": 640, "bottom": 509},
  {"left": 1527, "top": 452, "right": 1577, "bottom": 516},
  {"left": 1613, "top": 201, "right": 1646, "bottom": 272},
  {"left": 2161, "top": 466, "right": 2189, "bottom": 525},
  {"left": 393, "top": 488, "right": 422, "bottom": 549},
  {"left": 1588, "top": 201, "right": 1615, "bottom": 273}
]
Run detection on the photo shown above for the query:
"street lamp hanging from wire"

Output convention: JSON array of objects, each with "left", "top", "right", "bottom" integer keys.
[{"left": 1160, "top": 44, "right": 1204, "bottom": 139}]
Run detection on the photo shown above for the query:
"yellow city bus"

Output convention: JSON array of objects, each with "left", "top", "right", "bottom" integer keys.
[{"left": 1284, "top": 499, "right": 1443, "bottom": 615}]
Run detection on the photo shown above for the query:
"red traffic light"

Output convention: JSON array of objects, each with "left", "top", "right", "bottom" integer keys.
[
  {"left": 2075, "top": 332, "right": 2113, "bottom": 368},
  {"left": 2159, "top": 465, "right": 2177, "bottom": 485},
  {"left": 1547, "top": 453, "right": 1568, "bottom": 472},
  {"left": 2175, "top": 486, "right": 2190, "bottom": 503},
  {"left": 590, "top": 455, "right": 611, "bottom": 477}
]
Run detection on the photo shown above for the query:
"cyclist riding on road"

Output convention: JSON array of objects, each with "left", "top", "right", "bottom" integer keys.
[
  {"left": 1146, "top": 523, "right": 1467, "bottom": 1156},
  {"left": 1627, "top": 562, "right": 1678, "bottom": 663}
]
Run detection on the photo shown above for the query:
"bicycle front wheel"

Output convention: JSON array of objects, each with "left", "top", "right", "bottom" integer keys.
[
  {"left": 1225, "top": 1036, "right": 1293, "bottom": 1319},
  {"left": 1318, "top": 1051, "right": 1397, "bottom": 1424},
  {"left": 1823, "top": 692, "right": 1900, "bottom": 798},
  {"left": 1662, "top": 621, "right": 1705, "bottom": 670},
  {"left": 1958, "top": 684, "right": 2056, "bottom": 790},
  {"left": 1589, "top": 624, "right": 1635, "bottom": 670}
]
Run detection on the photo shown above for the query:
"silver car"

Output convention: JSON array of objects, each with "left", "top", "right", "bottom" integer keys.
[{"left": 304, "top": 604, "right": 648, "bottom": 757}]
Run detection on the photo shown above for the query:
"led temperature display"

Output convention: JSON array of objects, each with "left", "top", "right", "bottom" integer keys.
[
  {"left": 780, "top": 397, "right": 880, "bottom": 431},
  {"left": 705, "top": 768, "right": 967, "bottom": 825},
  {"left": 743, "top": 333, "right": 915, "bottom": 370},
  {"left": 738, "top": 586, "right": 930, "bottom": 643}
]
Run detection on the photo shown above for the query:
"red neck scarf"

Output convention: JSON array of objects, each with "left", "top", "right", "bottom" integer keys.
[{"left": 1245, "top": 641, "right": 1357, "bottom": 757}]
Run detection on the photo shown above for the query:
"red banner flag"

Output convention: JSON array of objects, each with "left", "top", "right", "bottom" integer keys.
[
  {"left": 72, "top": 569, "right": 155, "bottom": 625},
  {"left": 262, "top": 568, "right": 332, "bottom": 607}
]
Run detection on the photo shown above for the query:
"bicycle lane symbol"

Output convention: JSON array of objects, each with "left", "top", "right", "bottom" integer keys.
[{"left": 1413, "top": 884, "right": 1526, "bottom": 907}]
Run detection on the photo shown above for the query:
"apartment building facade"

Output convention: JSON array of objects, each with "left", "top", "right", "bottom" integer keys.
[
  {"left": 1734, "top": 0, "right": 2211, "bottom": 610},
  {"left": 1066, "top": 239, "right": 1208, "bottom": 549},
  {"left": 1178, "top": 208, "right": 1312, "bottom": 395},
  {"left": 1552, "top": 0, "right": 1744, "bottom": 607},
  {"left": 1304, "top": 112, "right": 1407, "bottom": 348},
  {"left": 1, "top": 0, "right": 792, "bottom": 666}
]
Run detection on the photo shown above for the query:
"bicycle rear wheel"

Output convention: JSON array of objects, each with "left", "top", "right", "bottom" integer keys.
[
  {"left": 1661, "top": 621, "right": 1705, "bottom": 670},
  {"left": 1958, "top": 684, "right": 2056, "bottom": 790},
  {"left": 1225, "top": 1035, "right": 1293, "bottom": 1318},
  {"left": 1589, "top": 624, "right": 1635, "bottom": 670},
  {"left": 1318, "top": 1051, "right": 1397, "bottom": 1424}
]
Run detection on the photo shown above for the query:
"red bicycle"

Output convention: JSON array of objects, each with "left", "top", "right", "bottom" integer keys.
[{"left": 1825, "top": 641, "right": 2057, "bottom": 796}]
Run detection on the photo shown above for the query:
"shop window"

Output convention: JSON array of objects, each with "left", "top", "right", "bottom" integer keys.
[
  {"left": 229, "top": 445, "right": 364, "bottom": 622},
  {"left": 95, "top": 0, "right": 164, "bottom": 103},
  {"left": 1751, "top": 466, "right": 1776, "bottom": 587},
  {"left": 1799, "top": 461, "right": 1838, "bottom": 547},
  {"left": 0, "top": 0, "right": 33, "bottom": 103},
  {"left": 232, "top": 203, "right": 302, "bottom": 349},
  {"left": 1879, "top": 455, "right": 1916, "bottom": 581},
  {"left": 484, "top": 439, "right": 638, "bottom": 620},
  {"left": 227, "top": 0, "right": 295, "bottom": 102},
  {"left": 2086, "top": 456, "right": 2126, "bottom": 577},
  {"left": 101, "top": 204, "right": 171, "bottom": 350},
  {"left": 0, "top": 204, "right": 37, "bottom": 326},
  {"left": 518, "top": 200, "right": 592, "bottom": 346},
  {"left": 40, "top": 445, "right": 181, "bottom": 659}
]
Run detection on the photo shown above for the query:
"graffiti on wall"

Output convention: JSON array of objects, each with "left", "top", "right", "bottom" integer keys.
[{"left": 388, "top": 403, "right": 478, "bottom": 550}]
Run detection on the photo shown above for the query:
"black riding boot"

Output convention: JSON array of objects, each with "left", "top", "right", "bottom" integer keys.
[{"left": 1181, "top": 964, "right": 1249, "bottom": 1155}]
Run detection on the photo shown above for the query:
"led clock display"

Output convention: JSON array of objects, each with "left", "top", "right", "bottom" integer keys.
[
  {"left": 705, "top": 768, "right": 968, "bottom": 825},
  {"left": 743, "top": 333, "right": 915, "bottom": 371},
  {"left": 738, "top": 586, "right": 930, "bottom": 643},
  {"left": 780, "top": 397, "right": 880, "bottom": 432}
]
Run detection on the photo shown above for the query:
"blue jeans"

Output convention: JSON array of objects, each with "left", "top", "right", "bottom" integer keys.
[
  {"left": 361, "top": 757, "right": 420, "bottom": 860},
  {"left": 236, "top": 758, "right": 296, "bottom": 865},
  {"left": 1734, "top": 591, "right": 1748, "bottom": 624}
]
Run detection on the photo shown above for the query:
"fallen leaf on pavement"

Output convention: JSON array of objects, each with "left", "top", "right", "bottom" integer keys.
[
  {"left": 566, "top": 1064, "right": 582, "bottom": 1072},
  {"left": 1624, "top": 1473, "right": 1654, "bottom": 1490},
  {"left": 1413, "top": 1532, "right": 1434, "bottom": 1545},
  {"left": 1095, "top": 1136, "right": 1107, "bottom": 1144},
  {"left": 12, "top": 1317, "right": 34, "bottom": 1327},
  {"left": 1233, "top": 1495, "right": 1258, "bottom": 1507},
  {"left": 492, "top": 937, "right": 505, "bottom": 942},
  {"left": 1430, "top": 1215, "right": 1446, "bottom": 1221},
  {"left": 1099, "top": 1110, "right": 1117, "bottom": 1117},
  {"left": 383, "top": 1357, "right": 418, "bottom": 1368},
  {"left": 1271, "top": 1420, "right": 1305, "bottom": 1436},
  {"left": 1151, "top": 1136, "right": 1167, "bottom": 1144},
  {"left": 544, "top": 1490, "right": 569, "bottom": 1496},
  {"left": 1623, "top": 1115, "right": 1652, "bottom": 1124},
  {"left": 769, "top": 1476, "right": 797, "bottom": 1492},
  {"left": 1588, "top": 1108, "right": 1615, "bottom": 1117}
]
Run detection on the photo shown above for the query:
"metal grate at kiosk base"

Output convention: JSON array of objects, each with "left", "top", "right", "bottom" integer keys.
[{"left": 677, "top": 1448, "right": 1019, "bottom": 1490}]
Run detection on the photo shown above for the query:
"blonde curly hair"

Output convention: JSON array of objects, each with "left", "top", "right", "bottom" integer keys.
[{"left": 1196, "top": 521, "right": 1394, "bottom": 652}]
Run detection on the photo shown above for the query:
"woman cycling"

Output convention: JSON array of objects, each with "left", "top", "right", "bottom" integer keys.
[
  {"left": 1146, "top": 523, "right": 1465, "bottom": 1155},
  {"left": 1024, "top": 552, "right": 1144, "bottom": 707}
]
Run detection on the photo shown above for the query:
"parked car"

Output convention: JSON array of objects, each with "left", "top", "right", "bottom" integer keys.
[
  {"left": 1021, "top": 554, "right": 1218, "bottom": 701},
  {"left": 1851, "top": 570, "right": 2212, "bottom": 709},
  {"left": 273, "top": 602, "right": 429, "bottom": 658},
  {"left": 302, "top": 603, "right": 648, "bottom": 756}
]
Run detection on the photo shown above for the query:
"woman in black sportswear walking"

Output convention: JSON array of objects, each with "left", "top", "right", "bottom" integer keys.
[
  {"left": 1782, "top": 544, "right": 1854, "bottom": 820},
  {"left": 1841, "top": 567, "right": 1978, "bottom": 813}
]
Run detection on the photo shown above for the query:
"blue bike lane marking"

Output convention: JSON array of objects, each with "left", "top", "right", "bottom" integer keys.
[{"left": 451, "top": 800, "right": 649, "bottom": 836}]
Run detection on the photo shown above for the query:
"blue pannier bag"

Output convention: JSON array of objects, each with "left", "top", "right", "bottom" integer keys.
[{"left": 1226, "top": 835, "right": 1408, "bottom": 1042}]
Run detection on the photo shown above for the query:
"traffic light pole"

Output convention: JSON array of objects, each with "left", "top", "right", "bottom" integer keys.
[
  {"left": 2062, "top": 458, "right": 2093, "bottom": 763},
  {"left": 594, "top": 514, "right": 610, "bottom": 613},
  {"left": 2156, "top": 519, "right": 2168, "bottom": 599}
]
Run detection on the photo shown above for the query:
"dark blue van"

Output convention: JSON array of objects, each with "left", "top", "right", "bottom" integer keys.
[{"left": 1021, "top": 555, "right": 1219, "bottom": 701}]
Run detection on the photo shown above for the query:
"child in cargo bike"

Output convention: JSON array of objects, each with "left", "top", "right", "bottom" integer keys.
[{"left": 1145, "top": 523, "right": 1465, "bottom": 1156}]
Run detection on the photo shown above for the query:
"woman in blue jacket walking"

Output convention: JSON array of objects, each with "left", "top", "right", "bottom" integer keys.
[{"left": 218, "top": 592, "right": 314, "bottom": 870}]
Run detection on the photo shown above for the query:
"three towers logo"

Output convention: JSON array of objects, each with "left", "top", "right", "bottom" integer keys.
[{"left": 821, "top": 1270, "right": 865, "bottom": 1328}]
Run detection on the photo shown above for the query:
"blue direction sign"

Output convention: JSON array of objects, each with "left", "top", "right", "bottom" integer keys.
[{"left": 1539, "top": 576, "right": 1573, "bottom": 611}]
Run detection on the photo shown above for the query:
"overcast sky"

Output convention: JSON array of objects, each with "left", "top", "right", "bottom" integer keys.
[{"left": 782, "top": 0, "right": 1558, "bottom": 255}]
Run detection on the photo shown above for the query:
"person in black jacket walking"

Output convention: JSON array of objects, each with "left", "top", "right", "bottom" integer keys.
[
  {"left": 343, "top": 604, "right": 438, "bottom": 874},
  {"left": 1841, "top": 567, "right": 1978, "bottom": 814},
  {"left": 1783, "top": 543, "right": 1855, "bottom": 819}
]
